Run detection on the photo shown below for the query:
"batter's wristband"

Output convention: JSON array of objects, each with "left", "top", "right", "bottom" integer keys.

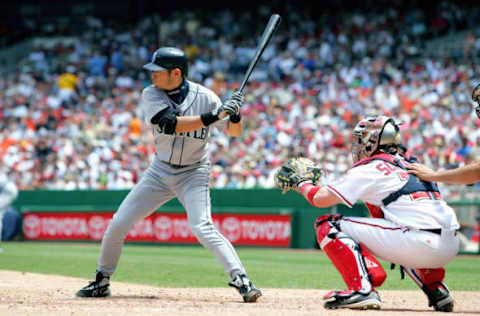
[
  {"left": 306, "top": 186, "right": 321, "bottom": 206},
  {"left": 200, "top": 112, "right": 219, "bottom": 126},
  {"left": 229, "top": 113, "right": 241, "bottom": 123}
]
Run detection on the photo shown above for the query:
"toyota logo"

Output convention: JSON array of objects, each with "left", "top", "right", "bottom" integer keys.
[
  {"left": 221, "top": 217, "right": 241, "bottom": 242},
  {"left": 88, "top": 216, "right": 108, "bottom": 240},
  {"left": 154, "top": 216, "right": 173, "bottom": 240},
  {"left": 23, "top": 214, "right": 41, "bottom": 239}
]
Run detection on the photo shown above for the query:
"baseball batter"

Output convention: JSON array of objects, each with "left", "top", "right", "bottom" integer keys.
[
  {"left": 76, "top": 47, "right": 262, "bottom": 303},
  {"left": 276, "top": 115, "right": 459, "bottom": 311}
]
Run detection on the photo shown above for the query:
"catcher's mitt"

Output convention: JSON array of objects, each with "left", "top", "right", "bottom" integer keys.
[{"left": 274, "top": 157, "right": 324, "bottom": 194}]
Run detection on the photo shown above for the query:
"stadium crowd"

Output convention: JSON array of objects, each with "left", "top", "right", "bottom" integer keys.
[{"left": 2, "top": 2, "right": 480, "bottom": 200}]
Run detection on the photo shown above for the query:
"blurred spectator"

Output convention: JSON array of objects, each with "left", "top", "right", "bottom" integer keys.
[
  {"left": 88, "top": 50, "right": 107, "bottom": 77},
  {"left": 464, "top": 32, "right": 476, "bottom": 59},
  {"left": 110, "top": 45, "right": 125, "bottom": 73},
  {"left": 0, "top": 172, "right": 20, "bottom": 241},
  {"left": 1, "top": 4, "right": 480, "bottom": 201},
  {"left": 206, "top": 72, "right": 228, "bottom": 97},
  {"left": 57, "top": 65, "right": 79, "bottom": 107}
]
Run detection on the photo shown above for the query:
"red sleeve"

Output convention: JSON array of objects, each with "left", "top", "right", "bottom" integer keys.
[{"left": 365, "top": 203, "right": 384, "bottom": 218}]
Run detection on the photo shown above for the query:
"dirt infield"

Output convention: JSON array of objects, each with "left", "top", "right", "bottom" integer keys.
[{"left": 0, "top": 270, "right": 479, "bottom": 316}]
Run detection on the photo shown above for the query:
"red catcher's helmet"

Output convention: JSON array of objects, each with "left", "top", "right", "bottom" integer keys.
[{"left": 351, "top": 115, "right": 400, "bottom": 163}]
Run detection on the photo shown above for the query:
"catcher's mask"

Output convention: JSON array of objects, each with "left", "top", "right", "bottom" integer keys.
[
  {"left": 351, "top": 115, "right": 400, "bottom": 163},
  {"left": 472, "top": 83, "right": 480, "bottom": 119}
]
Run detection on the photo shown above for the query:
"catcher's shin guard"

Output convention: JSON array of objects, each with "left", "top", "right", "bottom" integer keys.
[
  {"left": 316, "top": 217, "right": 374, "bottom": 293},
  {"left": 359, "top": 243, "right": 386, "bottom": 287},
  {"left": 403, "top": 267, "right": 454, "bottom": 312}
]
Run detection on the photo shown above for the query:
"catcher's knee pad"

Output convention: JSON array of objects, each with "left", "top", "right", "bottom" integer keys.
[
  {"left": 316, "top": 220, "right": 372, "bottom": 292},
  {"left": 359, "top": 243, "right": 386, "bottom": 287},
  {"left": 315, "top": 216, "right": 334, "bottom": 248}
]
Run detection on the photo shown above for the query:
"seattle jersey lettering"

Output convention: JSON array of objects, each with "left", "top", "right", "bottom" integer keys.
[{"left": 155, "top": 125, "right": 207, "bottom": 140}]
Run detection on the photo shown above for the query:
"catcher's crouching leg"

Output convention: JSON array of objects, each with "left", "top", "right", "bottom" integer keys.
[
  {"left": 359, "top": 243, "right": 387, "bottom": 288},
  {"left": 403, "top": 267, "right": 454, "bottom": 312},
  {"left": 315, "top": 215, "right": 384, "bottom": 310}
]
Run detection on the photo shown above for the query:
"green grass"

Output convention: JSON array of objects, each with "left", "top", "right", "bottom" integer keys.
[{"left": 0, "top": 242, "right": 478, "bottom": 290}]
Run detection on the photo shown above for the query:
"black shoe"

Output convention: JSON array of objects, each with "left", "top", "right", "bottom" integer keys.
[
  {"left": 323, "top": 290, "right": 381, "bottom": 310},
  {"left": 428, "top": 283, "right": 454, "bottom": 312},
  {"left": 228, "top": 274, "right": 262, "bottom": 303},
  {"left": 76, "top": 271, "right": 111, "bottom": 298}
]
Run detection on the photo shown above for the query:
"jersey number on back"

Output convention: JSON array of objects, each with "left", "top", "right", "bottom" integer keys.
[{"left": 375, "top": 161, "right": 408, "bottom": 180}]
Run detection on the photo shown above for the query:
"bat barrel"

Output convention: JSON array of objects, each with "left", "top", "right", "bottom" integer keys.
[{"left": 239, "top": 14, "right": 281, "bottom": 93}]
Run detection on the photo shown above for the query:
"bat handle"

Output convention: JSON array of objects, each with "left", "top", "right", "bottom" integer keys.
[
  {"left": 239, "top": 75, "right": 249, "bottom": 93},
  {"left": 238, "top": 59, "right": 257, "bottom": 93}
]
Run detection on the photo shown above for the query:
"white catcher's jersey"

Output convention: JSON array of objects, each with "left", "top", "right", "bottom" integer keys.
[
  {"left": 140, "top": 80, "right": 227, "bottom": 166},
  {"left": 326, "top": 154, "right": 459, "bottom": 231}
]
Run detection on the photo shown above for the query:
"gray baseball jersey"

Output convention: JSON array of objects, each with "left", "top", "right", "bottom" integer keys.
[
  {"left": 141, "top": 80, "right": 228, "bottom": 165},
  {"left": 96, "top": 80, "right": 246, "bottom": 279}
]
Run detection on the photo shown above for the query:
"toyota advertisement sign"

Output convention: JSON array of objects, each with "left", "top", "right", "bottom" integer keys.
[{"left": 22, "top": 212, "right": 291, "bottom": 247}]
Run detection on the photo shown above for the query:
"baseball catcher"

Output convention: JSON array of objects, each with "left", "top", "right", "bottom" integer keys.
[
  {"left": 276, "top": 115, "right": 459, "bottom": 311},
  {"left": 274, "top": 157, "right": 324, "bottom": 194}
]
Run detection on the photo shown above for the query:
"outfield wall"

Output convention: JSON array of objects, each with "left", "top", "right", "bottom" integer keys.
[{"left": 12, "top": 189, "right": 479, "bottom": 252}]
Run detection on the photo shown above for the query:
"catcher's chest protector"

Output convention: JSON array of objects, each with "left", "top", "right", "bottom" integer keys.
[{"left": 353, "top": 153, "right": 440, "bottom": 206}]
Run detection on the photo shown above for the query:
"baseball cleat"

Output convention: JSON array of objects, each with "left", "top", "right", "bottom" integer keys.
[
  {"left": 76, "top": 271, "right": 111, "bottom": 298},
  {"left": 228, "top": 274, "right": 262, "bottom": 303},
  {"left": 323, "top": 290, "right": 381, "bottom": 310},
  {"left": 428, "top": 283, "right": 454, "bottom": 312}
]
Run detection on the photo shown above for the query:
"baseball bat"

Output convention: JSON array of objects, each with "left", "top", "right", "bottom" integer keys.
[{"left": 238, "top": 14, "right": 281, "bottom": 93}]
